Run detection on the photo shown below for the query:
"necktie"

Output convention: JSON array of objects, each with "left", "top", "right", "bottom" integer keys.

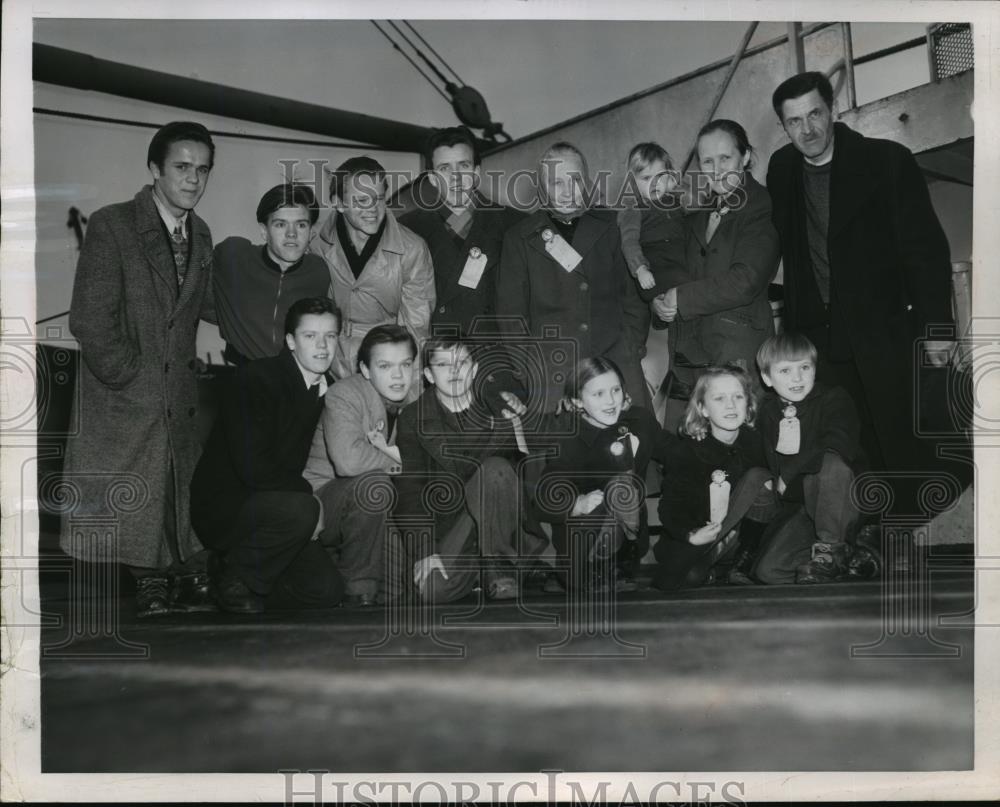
[{"left": 170, "top": 224, "right": 187, "bottom": 288}]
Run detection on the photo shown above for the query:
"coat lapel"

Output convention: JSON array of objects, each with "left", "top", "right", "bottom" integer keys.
[
  {"left": 135, "top": 187, "right": 182, "bottom": 298},
  {"left": 828, "top": 123, "right": 880, "bottom": 239}
]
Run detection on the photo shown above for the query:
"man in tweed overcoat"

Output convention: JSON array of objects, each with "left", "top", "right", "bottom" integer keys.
[{"left": 60, "top": 121, "right": 218, "bottom": 617}]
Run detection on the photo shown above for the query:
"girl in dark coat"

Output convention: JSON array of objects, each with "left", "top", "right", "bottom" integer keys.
[
  {"left": 535, "top": 357, "right": 672, "bottom": 592},
  {"left": 653, "top": 365, "right": 778, "bottom": 589}
]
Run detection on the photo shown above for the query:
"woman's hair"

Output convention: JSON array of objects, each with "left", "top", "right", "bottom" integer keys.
[
  {"left": 680, "top": 364, "right": 757, "bottom": 439},
  {"left": 696, "top": 118, "right": 754, "bottom": 171},
  {"left": 562, "top": 356, "right": 628, "bottom": 412}
]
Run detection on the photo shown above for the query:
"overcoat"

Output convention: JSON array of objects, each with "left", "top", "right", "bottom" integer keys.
[
  {"left": 495, "top": 207, "right": 649, "bottom": 409},
  {"left": 673, "top": 174, "right": 780, "bottom": 373},
  {"left": 60, "top": 185, "right": 214, "bottom": 568},
  {"left": 400, "top": 193, "right": 525, "bottom": 337},
  {"left": 766, "top": 122, "right": 954, "bottom": 469}
]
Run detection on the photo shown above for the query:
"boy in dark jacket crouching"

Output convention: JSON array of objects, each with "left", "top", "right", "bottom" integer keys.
[{"left": 753, "top": 332, "right": 866, "bottom": 584}]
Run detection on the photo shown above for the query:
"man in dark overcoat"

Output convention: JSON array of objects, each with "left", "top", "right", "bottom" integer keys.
[
  {"left": 766, "top": 72, "right": 963, "bottom": 502},
  {"left": 61, "top": 121, "right": 218, "bottom": 617}
]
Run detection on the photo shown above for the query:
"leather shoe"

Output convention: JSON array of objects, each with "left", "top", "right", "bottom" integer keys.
[
  {"left": 213, "top": 574, "right": 265, "bottom": 614},
  {"left": 171, "top": 572, "right": 217, "bottom": 613}
]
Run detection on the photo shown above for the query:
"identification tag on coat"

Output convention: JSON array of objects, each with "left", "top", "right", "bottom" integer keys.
[
  {"left": 776, "top": 406, "right": 801, "bottom": 455},
  {"left": 542, "top": 229, "right": 583, "bottom": 273},
  {"left": 709, "top": 470, "right": 731, "bottom": 525},
  {"left": 458, "top": 247, "right": 488, "bottom": 289}
]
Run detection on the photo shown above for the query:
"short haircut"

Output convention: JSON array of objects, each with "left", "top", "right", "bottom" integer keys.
[
  {"left": 755, "top": 332, "right": 819, "bottom": 376},
  {"left": 256, "top": 183, "right": 320, "bottom": 225},
  {"left": 425, "top": 126, "right": 480, "bottom": 166},
  {"left": 564, "top": 356, "right": 626, "bottom": 401},
  {"left": 421, "top": 336, "right": 475, "bottom": 369},
  {"left": 329, "top": 156, "right": 386, "bottom": 203},
  {"left": 147, "top": 121, "right": 215, "bottom": 172},
  {"left": 681, "top": 364, "right": 758, "bottom": 439},
  {"left": 539, "top": 141, "right": 589, "bottom": 180},
  {"left": 772, "top": 71, "right": 835, "bottom": 120},
  {"left": 697, "top": 119, "right": 754, "bottom": 170},
  {"left": 626, "top": 142, "right": 674, "bottom": 174},
  {"left": 357, "top": 324, "right": 417, "bottom": 372},
  {"left": 284, "top": 297, "right": 341, "bottom": 337}
]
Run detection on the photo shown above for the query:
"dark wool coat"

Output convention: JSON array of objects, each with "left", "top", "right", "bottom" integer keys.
[
  {"left": 60, "top": 185, "right": 214, "bottom": 568},
  {"left": 394, "top": 387, "right": 523, "bottom": 535},
  {"left": 656, "top": 427, "right": 769, "bottom": 544},
  {"left": 766, "top": 123, "right": 953, "bottom": 467},
  {"left": 673, "top": 174, "right": 781, "bottom": 372},
  {"left": 534, "top": 406, "right": 672, "bottom": 524},
  {"left": 756, "top": 382, "right": 863, "bottom": 502},
  {"left": 400, "top": 194, "right": 526, "bottom": 337},
  {"left": 190, "top": 349, "right": 325, "bottom": 546},
  {"left": 495, "top": 207, "right": 649, "bottom": 410}
]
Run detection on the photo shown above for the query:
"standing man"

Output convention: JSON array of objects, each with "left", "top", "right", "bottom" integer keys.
[
  {"left": 303, "top": 325, "right": 414, "bottom": 606},
  {"left": 62, "top": 121, "right": 217, "bottom": 617},
  {"left": 766, "top": 72, "right": 958, "bottom": 490},
  {"left": 400, "top": 126, "right": 525, "bottom": 337},
  {"left": 190, "top": 298, "right": 345, "bottom": 614},
  {"left": 496, "top": 142, "right": 648, "bottom": 411},
  {"left": 312, "top": 156, "right": 435, "bottom": 391},
  {"left": 212, "top": 183, "right": 329, "bottom": 365}
]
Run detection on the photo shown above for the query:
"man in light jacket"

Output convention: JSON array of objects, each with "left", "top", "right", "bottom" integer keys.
[{"left": 312, "top": 156, "right": 435, "bottom": 401}]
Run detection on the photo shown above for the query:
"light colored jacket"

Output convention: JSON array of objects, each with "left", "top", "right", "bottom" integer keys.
[
  {"left": 313, "top": 209, "right": 435, "bottom": 382},
  {"left": 303, "top": 374, "right": 401, "bottom": 490}
]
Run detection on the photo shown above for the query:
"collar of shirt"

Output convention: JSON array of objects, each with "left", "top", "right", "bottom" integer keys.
[
  {"left": 260, "top": 245, "right": 304, "bottom": 274},
  {"left": 293, "top": 359, "right": 328, "bottom": 397},
  {"left": 151, "top": 190, "right": 189, "bottom": 236}
]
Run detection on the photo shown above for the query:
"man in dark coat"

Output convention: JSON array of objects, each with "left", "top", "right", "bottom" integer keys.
[
  {"left": 61, "top": 121, "right": 218, "bottom": 617},
  {"left": 190, "top": 297, "right": 345, "bottom": 613},
  {"left": 766, "top": 71, "right": 961, "bottom": 501},
  {"left": 496, "top": 141, "right": 649, "bottom": 411},
  {"left": 400, "top": 126, "right": 525, "bottom": 338}
]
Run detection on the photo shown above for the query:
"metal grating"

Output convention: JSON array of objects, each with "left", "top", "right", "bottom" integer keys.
[{"left": 928, "top": 23, "right": 974, "bottom": 81}]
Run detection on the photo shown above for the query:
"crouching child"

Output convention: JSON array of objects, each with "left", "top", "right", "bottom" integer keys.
[
  {"left": 652, "top": 364, "right": 777, "bottom": 589},
  {"left": 753, "top": 333, "right": 866, "bottom": 584}
]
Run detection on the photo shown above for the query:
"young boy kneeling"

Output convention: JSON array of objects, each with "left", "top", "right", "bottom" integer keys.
[
  {"left": 753, "top": 333, "right": 865, "bottom": 584},
  {"left": 393, "top": 338, "right": 532, "bottom": 603}
]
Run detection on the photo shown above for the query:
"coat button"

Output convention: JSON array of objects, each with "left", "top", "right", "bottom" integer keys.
[
  {"left": 188, "top": 359, "right": 196, "bottom": 370},
  {"left": 168, "top": 321, "right": 174, "bottom": 329},
  {"left": 700, "top": 248, "right": 706, "bottom": 257},
  {"left": 439, "top": 305, "right": 446, "bottom": 314},
  {"left": 580, "top": 282, "right": 589, "bottom": 291},
  {"left": 188, "top": 407, "right": 196, "bottom": 417},
  {"left": 167, "top": 407, "right": 172, "bottom": 418},
  {"left": 164, "top": 362, "right": 169, "bottom": 373},
  {"left": 579, "top": 322, "right": 589, "bottom": 332}
]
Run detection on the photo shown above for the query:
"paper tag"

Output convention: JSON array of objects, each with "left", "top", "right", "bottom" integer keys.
[
  {"left": 709, "top": 477, "right": 731, "bottom": 525},
  {"left": 542, "top": 229, "right": 583, "bottom": 273},
  {"left": 776, "top": 416, "right": 801, "bottom": 455},
  {"left": 628, "top": 433, "right": 639, "bottom": 456},
  {"left": 457, "top": 248, "right": 488, "bottom": 289},
  {"left": 511, "top": 416, "right": 528, "bottom": 455}
]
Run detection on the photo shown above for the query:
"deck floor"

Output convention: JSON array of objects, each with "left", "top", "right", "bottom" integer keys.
[{"left": 38, "top": 567, "right": 974, "bottom": 773}]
